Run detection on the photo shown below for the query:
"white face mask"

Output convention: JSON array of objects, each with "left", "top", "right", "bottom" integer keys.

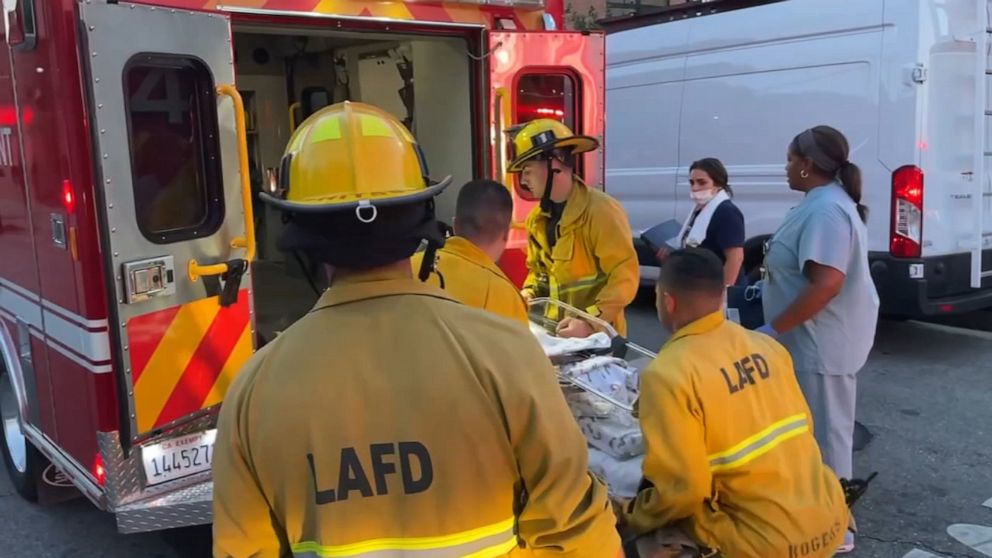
[{"left": 690, "top": 189, "right": 717, "bottom": 205}]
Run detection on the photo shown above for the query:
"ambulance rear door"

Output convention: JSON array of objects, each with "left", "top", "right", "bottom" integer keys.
[
  {"left": 488, "top": 30, "right": 605, "bottom": 286},
  {"left": 79, "top": 1, "right": 254, "bottom": 462}
]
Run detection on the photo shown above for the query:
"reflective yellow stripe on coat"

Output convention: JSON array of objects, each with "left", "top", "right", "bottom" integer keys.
[
  {"left": 708, "top": 413, "right": 810, "bottom": 472},
  {"left": 291, "top": 518, "right": 518, "bottom": 558}
]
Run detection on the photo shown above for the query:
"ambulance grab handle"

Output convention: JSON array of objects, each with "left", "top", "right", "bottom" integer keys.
[
  {"left": 493, "top": 87, "right": 526, "bottom": 231},
  {"left": 188, "top": 84, "right": 256, "bottom": 282},
  {"left": 288, "top": 102, "right": 301, "bottom": 134},
  {"left": 494, "top": 87, "right": 511, "bottom": 189}
]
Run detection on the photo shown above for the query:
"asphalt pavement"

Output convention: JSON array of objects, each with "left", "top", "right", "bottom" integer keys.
[{"left": 1, "top": 295, "right": 991, "bottom": 557}]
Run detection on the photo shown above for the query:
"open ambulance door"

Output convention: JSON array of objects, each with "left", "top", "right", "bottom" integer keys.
[
  {"left": 488, "top": 31, "right": 605, "bottom": 288},
  {"left": 80, "top": 1, "right": 252, "bottom": 468}
]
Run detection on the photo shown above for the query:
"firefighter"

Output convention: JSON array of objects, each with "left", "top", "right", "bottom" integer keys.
[
  {"left": 212, "top": 102, "right": 621, "bottom": 558},
  {"left": 619, "top": 248, "right": 849, "bottom": 558},
  {"left": 507, "top": 119, "right": 639, "bottom": 337},
  {"left": 411, "top": 178, "right": 528, "bottom": 324}
]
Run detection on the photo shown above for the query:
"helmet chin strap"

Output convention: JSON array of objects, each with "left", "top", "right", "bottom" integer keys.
[
  {"left": 417, "top": 241, "right": 444, "bottom": 287},
  {"left": 540, "top": 156, "right": 561, "bottom": 212},
  {"left": 416, "top": 200, "right": 447, "bottom": 286}
]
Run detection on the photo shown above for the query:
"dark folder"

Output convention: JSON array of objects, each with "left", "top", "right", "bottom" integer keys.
[{"left": 639, "top": 219, "right": 683, "bottom": 253}]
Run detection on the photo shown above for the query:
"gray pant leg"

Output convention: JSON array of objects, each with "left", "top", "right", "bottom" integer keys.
[{"left": 795, "top": 370, "right": 856, "bottom": 479}]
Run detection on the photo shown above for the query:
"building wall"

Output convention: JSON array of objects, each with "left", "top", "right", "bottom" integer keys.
[{"left": 563, "top": 0, "right": 697, "bottom": 29}]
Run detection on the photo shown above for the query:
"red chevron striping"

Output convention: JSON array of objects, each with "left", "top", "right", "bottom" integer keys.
[
  {"left": 152, "top": 291, "right": 250, "bottom": 428},
  {"left": 127, "top": 306, "right": 182, "bottom": 384}
]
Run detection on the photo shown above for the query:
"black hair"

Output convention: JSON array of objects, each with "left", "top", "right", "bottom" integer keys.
[
  {"left": 790, "top": 125, "right": 867, "bottom": 223},
  {"left": 657, "top": 248, "right": 726, "bottom": 297},
  {"left": 455, "top": 179, "right": 513, "bottom": 243},
  {"left": 689, "top": 157, "right": 733, "bottom": 197}
]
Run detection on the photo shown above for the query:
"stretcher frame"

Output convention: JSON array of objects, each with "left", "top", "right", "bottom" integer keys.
[{"left": 527, "top": 298, "right": 657, "bottom": 413}]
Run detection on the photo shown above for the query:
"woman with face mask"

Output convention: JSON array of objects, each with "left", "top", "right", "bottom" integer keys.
[{"left": 659, "top": 158, "right": 745, "bottom": 286}]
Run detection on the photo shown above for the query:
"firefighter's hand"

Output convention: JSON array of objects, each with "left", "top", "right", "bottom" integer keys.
[
  {"left": 655, "top": 246, "right": 671, "bottom": 263},
  {"left": 557, "top": 317, "right": 595, "bottom": 338},
  {"left": 611, "top": 496, "right": 631, "bottom": 528},
  {"left": 521, "top": 289, "right": 535, "bottom": 303}
]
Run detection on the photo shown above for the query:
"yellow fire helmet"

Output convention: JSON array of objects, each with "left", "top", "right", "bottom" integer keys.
[
  {"left": 261, "top": 101, "right": 451, "bottom": 219},
  {"left": 506, "top": 119, "right": 599, "bottom": 173}
]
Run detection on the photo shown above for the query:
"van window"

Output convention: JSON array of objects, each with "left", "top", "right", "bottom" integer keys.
[{"left": 124, "top": 54, "right": 224, "bottom": 244}]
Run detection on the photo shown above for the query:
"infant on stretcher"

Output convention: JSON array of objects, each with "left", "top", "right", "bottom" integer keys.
[{"left": 529, "top": 322, "right": 647, "bottom": 499}]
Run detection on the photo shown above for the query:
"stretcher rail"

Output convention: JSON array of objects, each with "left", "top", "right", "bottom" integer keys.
[{"left": 527, "top": 297, "right": 656, "bottom": 413}]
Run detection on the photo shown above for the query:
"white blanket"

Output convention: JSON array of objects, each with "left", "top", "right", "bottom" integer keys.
[
  {"left": 565, "top": 391, "right": 616, "bottom": 419},
  {"left": 529, "top": 325, "right": 612, "bottom": 357},
  {"left": 675, "top": 189, "right": 730, "bottom": 248}
]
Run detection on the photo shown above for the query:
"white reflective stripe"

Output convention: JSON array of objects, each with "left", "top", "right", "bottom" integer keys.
[
  {"left": 708, "top": 413, "right": 809, "bottom": 472},
  {"left": 41, "top": 299, "right": 109, "bottom": 329},
  {"left": 0, "top": 284, "right": 43, "bottom": 330},
  {"left": 46, "top": 336, "right": 113, "bottom": 374},
  {"left": 41, "top": 309, "right": 111, "bottom": 363},
  {"left": 0, "top": 277, "right": 109, "bottom": 330},
  {"left": 0, "top": 277, "right": 40, "bottom": 301},
  {"left": 2, "top": 308, "right": 112, "bottom": 374},
  {"left": 0, "top": 286, "right": 114, "bottom": 374}
]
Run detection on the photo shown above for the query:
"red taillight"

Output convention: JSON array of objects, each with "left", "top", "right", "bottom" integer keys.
[
  {"left": 62, "top": 179, "right": 76, "bottom": 214},
  {"left": 93, "top": 454, "right": 106, "bottom": 487},
  {"left": 891, "top": 165, "right": 924, "bottom": 258}
]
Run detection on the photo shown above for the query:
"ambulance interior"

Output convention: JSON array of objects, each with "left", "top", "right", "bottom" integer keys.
[{"left": 231, "top": 28, "right": 475, "bottom": 344}]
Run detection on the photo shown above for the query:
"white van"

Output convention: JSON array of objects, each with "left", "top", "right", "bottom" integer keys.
[{"left": 603, "top": 0, "right": 992, "bottom": 317}]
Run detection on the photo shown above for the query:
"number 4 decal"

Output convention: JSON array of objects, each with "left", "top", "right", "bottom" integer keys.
[{"left": 129, "top": 68, "right": 189, "bottom": 125}]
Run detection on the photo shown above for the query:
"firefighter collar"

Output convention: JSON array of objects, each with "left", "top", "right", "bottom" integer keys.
[
  {"left": 533, "top": 179, "right": 591, "bottom": 235},
  {"left": 667, "top": 310, "right": 726, "bottom": 345},
  {"left": 442, "top": 237, "right": 509, "bottom": 279},
  {"left": 312, "top": 266, "right": 457, "bottom": 310}
]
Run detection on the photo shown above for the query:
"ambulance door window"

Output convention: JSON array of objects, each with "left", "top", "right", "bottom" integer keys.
[
  {"left": 123, "top": 54, "right": 224, "bottom": 244},
  {"left": 513, "top": 73, "right": 582, "bottom": 174},
  {"left": 516, "top": 73, "right": 577, "bottom": 129}
]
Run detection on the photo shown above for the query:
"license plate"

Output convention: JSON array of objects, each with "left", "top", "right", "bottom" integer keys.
[{"left": 141, "top": 429, "right": 217, "bottom": 486}]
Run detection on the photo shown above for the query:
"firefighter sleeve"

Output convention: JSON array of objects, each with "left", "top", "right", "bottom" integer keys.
[
  {"left": 626, "top": 362, "right": 712, "bottom": 534},
  {"left": 499, "top": 338, "right": 621, "bottom": 556},
  {"left": 522, "top": 237, "right": 547, "bottom": 300},
  {"left": 213, "top": 363, "right": 285, "bottom": 558},
  {"left": 586, "top": 200, "right": 639, "bottom": 325}
]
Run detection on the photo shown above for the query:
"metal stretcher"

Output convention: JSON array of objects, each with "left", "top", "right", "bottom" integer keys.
[{"left": 527, "top": 298, "right": 657, "bottom": 412}]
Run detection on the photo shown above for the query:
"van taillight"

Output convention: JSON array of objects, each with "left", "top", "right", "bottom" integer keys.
[{"left": 891, "top": 165, "right": 924, "bottom": 258}]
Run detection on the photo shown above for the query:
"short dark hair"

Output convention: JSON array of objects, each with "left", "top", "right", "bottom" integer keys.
[
  {"left": 455, "top": 179, "right": 513, "bottom": 243},
  {"left": 657, "top": 248, "right": 726, "bottom": 296}
]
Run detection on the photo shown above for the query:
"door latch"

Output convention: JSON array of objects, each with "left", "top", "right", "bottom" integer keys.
[
  {"left": 122, "top": 256, "right": 176, "bottom": 304},
  {"left": 911, "top": 63, "right": 928, "bottom": 84},
  {"left": 218, "top": 259, "right": 247, "bottom": 307}
]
